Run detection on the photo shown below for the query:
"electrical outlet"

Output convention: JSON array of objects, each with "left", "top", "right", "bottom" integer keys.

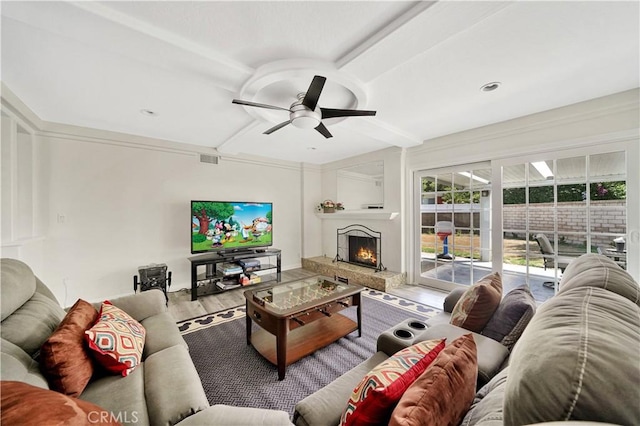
[{"left": 57, "top": 214, "right": 65, "bottom": 224}]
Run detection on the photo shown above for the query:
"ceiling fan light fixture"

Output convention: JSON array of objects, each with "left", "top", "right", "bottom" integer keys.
[
  {"left": 291, "top": 116, "right": 320, "bottom": 129},
  {"left": 480, "top": 82, "right": 501, "bottom": 92},
  {"left": 289, "top": 103, "right": 321, "bottom": 129}
]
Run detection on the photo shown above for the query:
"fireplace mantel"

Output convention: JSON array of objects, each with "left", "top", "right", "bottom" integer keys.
[{"left": 315, "top": 210, "right": 399, "bottom": 220}]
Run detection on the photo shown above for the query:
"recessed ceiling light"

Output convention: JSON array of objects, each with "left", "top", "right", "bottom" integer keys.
[
  {"left": 480, "top": 82, "right": 501, "bottom": 92},
  {"left": 140, "top": 109, "right": 158, "bottom": 117}
]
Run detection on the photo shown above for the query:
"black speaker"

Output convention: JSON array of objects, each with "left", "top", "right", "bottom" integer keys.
[{"left": 133, "top": 263, "right": 171, "bottom": 304}]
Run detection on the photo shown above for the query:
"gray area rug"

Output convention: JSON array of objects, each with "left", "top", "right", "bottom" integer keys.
[{"left": 177, "top": 289, "right": 440, "bottom": 417}]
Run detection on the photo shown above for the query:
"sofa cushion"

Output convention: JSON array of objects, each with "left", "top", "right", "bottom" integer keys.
[
  {"left": 143, "top": 345, "right": 209, "bottom": 426},
  {"left": 1, "top": 380, "right": 120, "bottom": 425},
  {"left": 85, "top": 301, "right": 146, "bottom": 377},
  {"left": 389, "top": 334, "right": 478, "bottom": 426},
  {"left": 0, "top": 258, "right": 37, "bottom": 321},
  {"left": 450, "top": 273, "right": 502, "bottom": 333},
  {"left": 460, "top": 366, "right": 509, "bottom": 426},
  {"left": 80, "top": 363, "right": 149, "bottom": 426},
  {"left": 1, "top": 339, "right": 49, "bottom": 389},
  {"left": 559, "top": 253, "right": 639, "bottom": 306},
  {"left": 40, "top": 298, "right": 99, "bottom": 397},
  {"left": 482, "top": 286, "right": 536, "bottom": 350},
  {"left": 1, "top": 292, "right": 66, "bottom": 357},
  {"left": 179, "top": 405, "right": 294, "bottom": 426},
  {"left": 340, "top": 339, "right": 445, "bottom": 426},
  {"left": 294, "top": 351, "right": 389, "bottom": 426},
  {"left": 141, "top": 312, "right": 188, "bottom": 358},
  {"left": 504, "top": 286, "right": 640, "bottom": 425}
]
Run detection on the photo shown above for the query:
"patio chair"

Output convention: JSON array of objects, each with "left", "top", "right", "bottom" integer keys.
[{"left": 533, "top": 233, "right": 579, "bottom": 288}]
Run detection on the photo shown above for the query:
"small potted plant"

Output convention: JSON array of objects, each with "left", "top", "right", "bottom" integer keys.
[{"left": 322, "top": 200, "right": 336, "bottom": 213}]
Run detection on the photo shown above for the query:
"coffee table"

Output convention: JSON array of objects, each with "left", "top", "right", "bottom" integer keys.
[{"left": 244, "top": 276, "right": 363, "bottom": 380}]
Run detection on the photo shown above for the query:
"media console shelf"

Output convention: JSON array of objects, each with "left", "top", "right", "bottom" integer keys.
[{"left": 188, "top": 248, "right": 281, "bottom": 301}]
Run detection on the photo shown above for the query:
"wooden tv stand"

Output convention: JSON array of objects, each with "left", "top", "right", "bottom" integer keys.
[{"left": 188, "top": 249, "right": 281, "bottom": 301}]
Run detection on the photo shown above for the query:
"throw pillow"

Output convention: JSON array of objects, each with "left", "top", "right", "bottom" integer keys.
[
  {"left": 482, "top": 286, "right": 536, "bottom": 351},
  {"left": 40, "top": 299, "right": 99, "bottom": 397},
  {"left": 85, "top": 301, "right": 146, "bottom": 377},
  {"left": 450, "top": 272, "right": 502, "bottom": 332},
  {"left": 389, "top": 334, "right": 478, "bottom": 426},
  {"left": 340, "top": 339, "right": 446, "bottom": 426},
  {"left": 1, "top": 380, "right": 120, "bottom": 425}
]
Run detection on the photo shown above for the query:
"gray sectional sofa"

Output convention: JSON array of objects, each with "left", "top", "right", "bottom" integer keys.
[
  {"left": 0, "top": 258, "right": 291, "bottom": 425},
  {"left": 3, "top": 254, "right": 638, "bottom": 425},
  {"left": 294, "top": 253, "right": 640, "bottom": 426}
]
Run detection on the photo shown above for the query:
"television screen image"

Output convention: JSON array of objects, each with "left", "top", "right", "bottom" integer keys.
[{"left": 191, "top": 201, "right": 273, "bottom": 254}]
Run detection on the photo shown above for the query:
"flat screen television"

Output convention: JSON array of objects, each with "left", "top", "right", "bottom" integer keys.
[{"left": 191, "top": 200, "right": 273, "bottom": 254}]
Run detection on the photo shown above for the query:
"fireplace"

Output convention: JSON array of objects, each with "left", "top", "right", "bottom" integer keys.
[
  {"left": 335, "top": 224, "right": 385, "bottom": 272},
  {"left": 349, "top": 236, "right": 377, "bottom": 268}
]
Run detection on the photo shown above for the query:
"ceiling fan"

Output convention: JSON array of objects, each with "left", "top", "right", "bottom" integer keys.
[{"left": 232, "top": 75, "right": 376, "bottom": 138}]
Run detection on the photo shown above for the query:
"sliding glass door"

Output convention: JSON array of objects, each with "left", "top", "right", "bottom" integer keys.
[
  {"left": 501, "top": 151, "right": 627, "bottom": 301},
  {"left": 416, "top": 163, "right": 492, "bottom": 293},
  {"left": 414, "top": 150, "right": 628, "bottom": 303}
]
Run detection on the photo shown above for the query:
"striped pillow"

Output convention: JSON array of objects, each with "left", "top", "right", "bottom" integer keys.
[
  {"left": 340, "top": 339, "right": 445, "bottom": 426},
  {"left": 85, "top": 301, "right": 146, "bottom": 377}
]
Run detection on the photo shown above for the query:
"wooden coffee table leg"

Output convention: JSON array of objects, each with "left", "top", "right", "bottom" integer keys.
[
  {"left": 246, "top": 301, "right": 252, "bottom": 345},
  {"left": 276, "top": 319, "right": 288, "bottom": 380},
  {"left": 355, "top": 293, "right": 362, "bottom": 337}
]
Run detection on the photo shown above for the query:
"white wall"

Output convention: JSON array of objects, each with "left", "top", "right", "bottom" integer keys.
[
  {"left": 300, "top": 163, "right": 323, "bottom": 259},
  {"left": 2, "top": 94, "right": 304, "bottom": 306}
]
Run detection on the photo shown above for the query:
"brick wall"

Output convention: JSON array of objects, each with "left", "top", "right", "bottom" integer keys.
[
  {"left": 503, "top": 200, "right": 626, "bottom": 246},
  {"left": 421, "top": 200, "right": 626, "bottom": 247}
]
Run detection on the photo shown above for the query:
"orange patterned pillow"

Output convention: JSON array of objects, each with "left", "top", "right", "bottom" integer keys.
[
  {"left": 450, "top": 272, "right": 502, "bottom": 332},
  {"left": 85, "top": 301, "right": 146, "bottom": 377},
  {"left": 340, "top": 339, "right": 445, "bottom": 426}
]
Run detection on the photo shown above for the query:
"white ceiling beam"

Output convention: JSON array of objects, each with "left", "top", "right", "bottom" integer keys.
[
  {"left": 216, "top": 120, "right": 263, "bottom": 155},
  {"left": 70, "top": 2, "right": 253, "bottom": 74},
  {"left": 342, "top": 118, "right": 422, "bottom": 148},
  {"left": 337, "top": 1, "right": 513, "bottom": 83}
]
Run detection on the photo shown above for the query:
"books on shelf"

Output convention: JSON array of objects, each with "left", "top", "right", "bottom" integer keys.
[
  {"left": 248, "top": 273, "right": 261, "bottom": 284},
  {"left": 216, "top": 281, "right": 241, "bottom": 291},
  {"left": 219, "top": 262, "right": 243, "bottom": 275}
]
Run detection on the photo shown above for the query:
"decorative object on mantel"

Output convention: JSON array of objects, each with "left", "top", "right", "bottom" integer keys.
[
  {"left": 336, "top": 202, "right": 345, "bottom": 210},
  {"left": 321, "top": 200, "right": 336, "bottom": 213}
]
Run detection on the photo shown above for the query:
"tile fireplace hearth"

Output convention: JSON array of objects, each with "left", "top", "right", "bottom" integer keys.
[{"left": 301, "top": 256, "right": 406, "bottom": 292}]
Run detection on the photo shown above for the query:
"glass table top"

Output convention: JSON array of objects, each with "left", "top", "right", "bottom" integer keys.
[{"left": 250, "top": 276, "right": 355, "bottom": 312}]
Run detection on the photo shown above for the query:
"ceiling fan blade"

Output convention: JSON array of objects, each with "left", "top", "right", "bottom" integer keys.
[
  {"left": 263, "top": 120, "right": 291, "bottom": 135},
  {"left": 320, "top": 108, "right": 377, "bottom": 119},
  {"left": 302, "top": 75, "right": 326, "bottom": 111},
  {"left": 314, "top": 122, "right": 333, "bottom": 138},
  {"left": 232, "top": 99, "right": 290, "bottom": 112}
]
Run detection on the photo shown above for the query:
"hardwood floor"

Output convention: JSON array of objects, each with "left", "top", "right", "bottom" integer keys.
[{"left": 168, "top": 268, "right": 448, "bottom": 322}]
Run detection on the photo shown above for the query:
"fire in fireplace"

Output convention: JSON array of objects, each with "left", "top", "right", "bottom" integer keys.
[
  {"left": 334, "top": 224, "right": 385, "bottom": 272},
  {"left": 349, "top": 236, "right": 377, "bottom": 268}
]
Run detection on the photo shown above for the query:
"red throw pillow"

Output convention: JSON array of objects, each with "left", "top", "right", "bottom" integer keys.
[
  {"left": 389, "top": 334, "right": 478, "bottom": 426},
  {"left": 40, "top": 299, "right": 99, "bottom": 397},
  {"left": 85, "top": 301, "right": 146, "bottom": 377},
  {"left": 340, "top": 339, "right": 446, "bottom": 426},
  {"left": 1, "top": 381, "right": 121, "bottom": 425}
]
